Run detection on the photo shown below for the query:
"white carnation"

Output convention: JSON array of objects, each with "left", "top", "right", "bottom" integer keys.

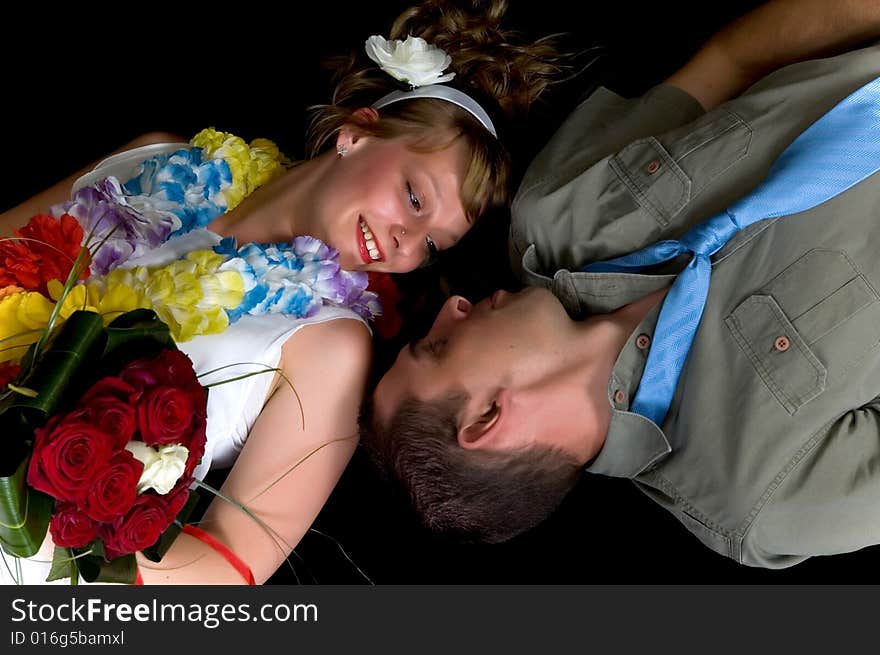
[
  {"left": 125, "top": 441, "right": 189, "bottom": 495},
  {"left": 365, "top": 35, "right": 455, "bottom": 87}
]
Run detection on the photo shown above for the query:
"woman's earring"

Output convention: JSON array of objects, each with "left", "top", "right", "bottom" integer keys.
[{"left": 336, "top": 144, "right": 348, "bottom": 158}]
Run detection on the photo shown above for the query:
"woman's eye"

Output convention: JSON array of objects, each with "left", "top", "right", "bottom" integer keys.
[{"left": 407, "top": 182, "right": 422, "bottom": 212}]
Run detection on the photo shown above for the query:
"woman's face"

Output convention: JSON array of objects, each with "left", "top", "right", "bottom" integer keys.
[{"left": 302, "top": 130, "right": 474, "bottom": 273}]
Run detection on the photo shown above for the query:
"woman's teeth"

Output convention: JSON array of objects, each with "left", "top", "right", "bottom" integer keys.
[{"left": 360, "top": 218, "right": 380, "bottom": 261}]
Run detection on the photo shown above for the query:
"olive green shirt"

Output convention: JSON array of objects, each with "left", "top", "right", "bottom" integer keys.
[{"left": 510, "top": 45, "right": 880, "bottom": 568}]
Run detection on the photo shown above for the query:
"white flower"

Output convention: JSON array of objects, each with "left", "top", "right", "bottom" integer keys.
[
  {"left": 125, "top": 441, "right": 190, "bottom": 495},
  {"left": 365, "top": 35, "right": 455, "bottom": 87}
]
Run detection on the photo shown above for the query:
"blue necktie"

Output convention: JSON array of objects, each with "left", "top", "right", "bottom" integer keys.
[{"left": 584, "top": 76, "right": 880, "bottom": 426}]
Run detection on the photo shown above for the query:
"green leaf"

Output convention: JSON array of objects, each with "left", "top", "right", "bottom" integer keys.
[
  {"left": 0, "top": 456, "right": 53, "bottom": 558},
  {"left": 103, "top": 309, "right": 175, "bottom": 365},
  {"left": 76, "top": 548, "right": 137, "bottom": 584},
  {"left": 141, "top": 489, "right": 200, "bottom": 562},
  {"left": 46, "top": 546, "right": 77, "bottom": 582},
  {"left": 0, "top": 311, "right": 106, "bottom": 473}
]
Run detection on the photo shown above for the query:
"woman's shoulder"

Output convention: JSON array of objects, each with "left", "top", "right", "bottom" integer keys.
[{"left": 281, "top": 310, "right": 372, "bottom": 372}]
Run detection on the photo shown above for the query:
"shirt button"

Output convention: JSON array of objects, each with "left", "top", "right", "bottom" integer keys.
[
  {"left": 645, "top": 160, "right": 661, "bottom": 175},
  {"left": 636, "top": 334, "right": 651, "bottom": 350},
  {"left": 613, "top": 389, "right": 627, "bottom": 404},
  {"left": 774, "top": 336, "right": 790, "bottom": 352}
]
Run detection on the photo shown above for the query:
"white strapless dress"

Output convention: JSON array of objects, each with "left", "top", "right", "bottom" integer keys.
[{"left": 1, "top": 229, "right": 368, "bottom": 585}]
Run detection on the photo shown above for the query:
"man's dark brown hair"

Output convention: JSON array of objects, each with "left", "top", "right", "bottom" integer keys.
[{"left": 360, "top": 394, "right": 582, "bottom": 543}]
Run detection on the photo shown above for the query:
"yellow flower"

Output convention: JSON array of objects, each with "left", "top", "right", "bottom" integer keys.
[
  {"left": 191, "top": 127, "right": 291, "bottom": 211},
  {"left": 47, "top": 279, "right": 146, "bottom": 325},
  {"left": 0, "top": 291, "right": 54, "bottom": 362},
  {"left": 105, "top": 250, "right": 245, "bottom": 343}
]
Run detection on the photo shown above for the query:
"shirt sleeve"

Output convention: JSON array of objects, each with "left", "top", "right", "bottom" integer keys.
[
  {"left": 740, "top": 399, "right": 880, "bottom": 568},
  {"left": 510, "top": 83, "right": 705, "bottom": 278}
]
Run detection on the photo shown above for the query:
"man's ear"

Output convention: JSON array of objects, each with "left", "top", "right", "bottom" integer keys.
[{"left": 457, "top": 397, "right": 502, "bottom": 450}]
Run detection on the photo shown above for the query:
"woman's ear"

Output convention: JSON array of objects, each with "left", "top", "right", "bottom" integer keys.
[{"left": 337, "top": 107, "right": 380, "bottom": 154}]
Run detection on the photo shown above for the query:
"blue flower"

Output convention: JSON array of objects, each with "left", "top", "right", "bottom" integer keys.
[{"left": 213, "top": 237, "right": 382, "bottom": 322}]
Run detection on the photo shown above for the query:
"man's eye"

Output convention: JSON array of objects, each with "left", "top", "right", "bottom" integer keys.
[
  {"left": 421, "top": 235, "right": 439, "bottom": 267},
  {"left": 407, "top": 182, "right": 422, "bottom": 212}
]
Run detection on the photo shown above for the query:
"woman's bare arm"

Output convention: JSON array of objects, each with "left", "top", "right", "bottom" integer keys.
[{"left": 137, "top": 317, "right": 372, "bottom": 584}]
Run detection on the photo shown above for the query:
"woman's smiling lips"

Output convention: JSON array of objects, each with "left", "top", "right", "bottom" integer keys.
[{"left": 357, "top": 216, "right": 385, "bottom": 265}]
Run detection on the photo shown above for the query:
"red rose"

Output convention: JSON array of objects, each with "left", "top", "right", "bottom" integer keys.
[
  {"left": 81, "top": 451, "right": 143, "bottom": 522},
  {"left": 122, "top": 349, "right": 201, "bottom": 391},
  {"left": 49, "top": 503, "right": 99, "bottom": 548},
  {"left": 183, "top": 421, "right": 207, "bottom": 479},
  {"left": 27, "top": 417, "right": 115, "bottom": 504},
  {"left": 161, "top": 484, "right": 192, "bottom": 523},
  {"left": 100, "top": 494, "right": 174, "bottom": 559},
  {"left": 137, "top": 386, "right": 194, "bottom": 446},
  {"left": 77, "top": 377, "right": 138, "bottom": 448}
]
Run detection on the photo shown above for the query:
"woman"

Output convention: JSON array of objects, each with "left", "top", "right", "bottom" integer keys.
[{"left": 0, "top": 0, "right": 567, "bottom": 584}]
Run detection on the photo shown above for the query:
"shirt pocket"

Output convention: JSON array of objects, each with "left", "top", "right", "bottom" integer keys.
[
  {"left": 725, "top": 249, "right": 880, "bottom": 414},
  {"left": 610, "top": 109, "right": 752, "bottom": 229}
]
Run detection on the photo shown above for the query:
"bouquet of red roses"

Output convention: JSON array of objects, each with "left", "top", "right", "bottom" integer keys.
[{"left": 0, "top": 309, "right": 205, "bottom": 583}]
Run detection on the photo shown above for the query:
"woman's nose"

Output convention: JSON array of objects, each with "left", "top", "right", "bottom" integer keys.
[{"left": 390, "top": 224, "right": 410, "bottom": 251}]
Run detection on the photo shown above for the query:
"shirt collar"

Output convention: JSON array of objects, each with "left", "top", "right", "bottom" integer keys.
[
  {"left": 585, "top": 410, "right": 671, "bottom": 478},
  {"left": 585, "top": 289, "right": 672, "bottom": 478}
]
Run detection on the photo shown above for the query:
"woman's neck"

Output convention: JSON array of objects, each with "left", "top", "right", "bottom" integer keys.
[{"left": 206, "top": 153, "right": 330, "bottom": 244}]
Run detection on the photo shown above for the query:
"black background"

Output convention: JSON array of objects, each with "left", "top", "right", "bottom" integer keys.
[{"left": 6, "top": 1, "right": 879, "bottom": 583}]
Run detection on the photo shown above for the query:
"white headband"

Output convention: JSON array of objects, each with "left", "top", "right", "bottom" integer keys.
[
  {"left": 372, "top": 86, "right": 498, "bottom": 138},
  {"left": 365, "top": 35, "right": 498, "bottom": 138}
]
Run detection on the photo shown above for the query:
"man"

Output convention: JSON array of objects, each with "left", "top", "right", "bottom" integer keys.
[{"left": 363, "top": 0, "right": 880, "bottom": 569}]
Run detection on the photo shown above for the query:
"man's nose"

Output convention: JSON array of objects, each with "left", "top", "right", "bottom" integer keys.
[{"left": 431, "top": 295, "right": 472, "bottom": 335}]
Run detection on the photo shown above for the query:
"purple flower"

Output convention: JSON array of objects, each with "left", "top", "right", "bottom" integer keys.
[{"left": 55, "top": 178, "right": 180, "bottom": 275}]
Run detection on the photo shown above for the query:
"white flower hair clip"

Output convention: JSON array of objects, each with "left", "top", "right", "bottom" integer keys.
[
  {"left": 364, "top": 34, "right": 498, "bottom": 138},
  {"left": 365, "top": 35, "right": 455, "bottom": 88}
]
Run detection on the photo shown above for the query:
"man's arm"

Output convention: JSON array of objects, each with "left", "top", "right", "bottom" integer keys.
[{"left": 667, "top": 0, "right": 880, "bottom": 111}]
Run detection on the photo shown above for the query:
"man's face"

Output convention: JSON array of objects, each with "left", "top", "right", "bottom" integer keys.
[
  {"left": 302, "top": 132, "right": 473, "bottom": 274},
  {"left": 373, "top": 287, "right": 591, "bottom": 455}
]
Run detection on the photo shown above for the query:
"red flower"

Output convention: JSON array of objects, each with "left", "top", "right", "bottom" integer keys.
[
  {"left": 49, "top": 504, "right": 100, "bottom": 549},
  {"left": 183, "top": 421, "right": 207, "bottom": 480},
  {"left": 121, "top": 350, "right": 207, "bottom": 465},
  {"left": 162, "top": 484, "right": 192, "bottom": 523},
  {"left": 27, "top": 417, "right": 115, "bottom": 504},
  {"left": 367, "top": 272, "right": 403, "bottom": 339},
  {"left": 0, "top": 214, "right": 88, "bottom": 294},
  {"left": 0, "top": 238, "right": 41, "bottom": 290},
  {"left": 137, "top": 387, "right": 195, "bottom": 446},
  {"left": 122, "top": 349, "right": 202, "bottom": 392},
  {"left": 77, "top": 377, "right": 138, "bottom": 448},
  {"left": 100, "top": 494, "right": 176, "bottom": 559},
  {"left": 81, "top": 451, "right": 143, "bottom": 522}
]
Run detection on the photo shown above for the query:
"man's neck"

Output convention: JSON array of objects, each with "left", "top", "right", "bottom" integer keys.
[{"left": 568, "top": 286, "right": 669, "bottom": 461}]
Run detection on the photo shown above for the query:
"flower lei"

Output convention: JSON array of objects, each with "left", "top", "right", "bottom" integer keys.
[{"left": 0, "top": 128, "right": 381, "bottom": 362}]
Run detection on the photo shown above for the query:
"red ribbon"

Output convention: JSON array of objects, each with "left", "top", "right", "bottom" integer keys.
[{"left": 182, "top": 524, "right": 256, "bottom": 585}]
